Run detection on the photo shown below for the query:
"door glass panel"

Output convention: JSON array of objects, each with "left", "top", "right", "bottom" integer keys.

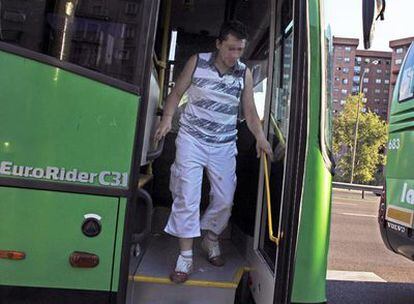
[{"left": 259, "top": 0, "right": 293, "bottom": 270}]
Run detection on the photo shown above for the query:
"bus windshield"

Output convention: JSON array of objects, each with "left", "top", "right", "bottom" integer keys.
[{"left": 0, "top": 0, "right": 145, "bottom": 85}]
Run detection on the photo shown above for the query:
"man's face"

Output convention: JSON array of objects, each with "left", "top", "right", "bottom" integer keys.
[{"left": 216, "top": 34, "right": 246, "bottom": 68}]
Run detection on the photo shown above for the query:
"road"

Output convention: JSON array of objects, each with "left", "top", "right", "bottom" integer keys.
[{"left": 327, "top": 189, "right": 414, "bottom": 304}]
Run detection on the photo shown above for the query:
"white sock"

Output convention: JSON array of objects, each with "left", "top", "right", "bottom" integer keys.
[{"left": 180, "top": 250, "right": 193, "bottom": 258}]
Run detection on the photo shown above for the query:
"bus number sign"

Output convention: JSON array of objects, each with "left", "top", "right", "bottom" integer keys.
[{"left": 388, "top": 138, "right": 400, "bottom": 150}]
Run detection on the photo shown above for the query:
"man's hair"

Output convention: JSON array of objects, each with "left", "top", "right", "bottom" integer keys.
[{"left": 218, "top": 20, "right": 248, "bottom": 42}]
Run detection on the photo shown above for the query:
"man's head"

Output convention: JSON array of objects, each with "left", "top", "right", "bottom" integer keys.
[{"left": 216, "top": 21, "right": 248, "bottom": 69}]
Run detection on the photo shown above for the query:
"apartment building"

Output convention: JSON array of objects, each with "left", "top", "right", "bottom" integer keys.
[
  {"left": 332, "top": 37, "right": 392, "bottom": 120},
  {"left": 354, "top": 50, "right": 391, "bottom": 119},
  {"left": 332, "top": 37, "right": 359, "bottom": 114}
]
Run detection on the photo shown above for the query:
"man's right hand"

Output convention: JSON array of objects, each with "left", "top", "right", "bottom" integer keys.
[{"left": 154, "top": 116, "right": 172, "bottom": 143}]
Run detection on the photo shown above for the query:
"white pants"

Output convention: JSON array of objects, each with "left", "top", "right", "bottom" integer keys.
[{"left": 164, "top": 131, "right": 237, "bottom": 238}]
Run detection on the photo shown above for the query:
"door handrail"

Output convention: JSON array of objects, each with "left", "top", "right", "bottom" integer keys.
[{"left": 263, "top": 153, "right": 280, "bottom": 245}]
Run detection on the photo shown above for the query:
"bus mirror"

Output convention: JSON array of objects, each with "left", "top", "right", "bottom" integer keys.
[{"left": 362, "top": 0, "right": 386, "bottom": 49}]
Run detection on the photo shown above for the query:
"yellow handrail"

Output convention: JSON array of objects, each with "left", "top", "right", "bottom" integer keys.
[{"left": 263, "top": 153, "right": 280, "bottom": 245}]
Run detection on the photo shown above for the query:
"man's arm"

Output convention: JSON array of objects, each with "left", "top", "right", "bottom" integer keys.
[
  {"left": 154, "top": 55, "right": 197, "bottom": 142},
  {"left": 242, "top": 68, "right": 273, "bottom": 158}
]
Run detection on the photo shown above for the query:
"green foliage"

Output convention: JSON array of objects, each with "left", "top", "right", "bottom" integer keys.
[{"left": 333, "top": 94, "right": 388, "bottom": 184}]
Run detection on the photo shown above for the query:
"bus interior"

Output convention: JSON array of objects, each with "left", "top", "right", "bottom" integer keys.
[{"left": 132, "top": 0, "right": 294, "bottom": 303}]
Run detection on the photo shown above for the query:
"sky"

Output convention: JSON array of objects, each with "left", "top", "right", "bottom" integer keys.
[{"left": 325, "top": 0, "right": 414, "bottom": 51}]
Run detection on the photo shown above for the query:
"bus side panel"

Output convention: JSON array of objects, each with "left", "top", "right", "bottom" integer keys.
[
  {"left": 0, "top": 186, "right": 120, "bottom": 291},
  {"left": 291, "top": 0, "right": 332, "bottom": 302},
  {"left": 386, "top": 128, "right": 414, "bottom": 229},
  {"left": 0, "top": 50, "right": 139, "bottom": 187}
]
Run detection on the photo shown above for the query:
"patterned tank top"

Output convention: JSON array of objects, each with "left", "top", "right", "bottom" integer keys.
[{"left": 179, "top": 52, "right": 246, "bottom": 145}]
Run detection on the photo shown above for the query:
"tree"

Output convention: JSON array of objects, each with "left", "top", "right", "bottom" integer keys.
[{"left": 333, "top": 94, "right": 388, "bottom": 184}]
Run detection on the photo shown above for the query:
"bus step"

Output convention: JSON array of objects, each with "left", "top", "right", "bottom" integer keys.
[{"left": 130, "top": 233, "right": 248, "bottom": 304}]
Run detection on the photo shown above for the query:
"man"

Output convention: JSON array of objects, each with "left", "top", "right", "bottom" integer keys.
[{"left": 154, "top": 21, "right": 272, "bottom": 283}]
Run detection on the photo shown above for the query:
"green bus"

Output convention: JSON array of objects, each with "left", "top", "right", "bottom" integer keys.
[
  {"left": 378, "top": 40, "right": 414, "bottom": 262},
  {"left": 0, "top": 0, "right": 337, "bottom": 303}
]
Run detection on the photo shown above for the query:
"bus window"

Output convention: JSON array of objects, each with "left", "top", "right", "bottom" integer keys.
[
  {"left": 253, "top": 78, "right": 267, "bottom": 120},
  {"left": 259, "top": 1, "right": 293, "bottom": 270},
  {"left": 398, "top": 43, "right": 414, "bottom": 102},
  {"left": 0, "top": 0, "right": 147, "bottom": 85}
]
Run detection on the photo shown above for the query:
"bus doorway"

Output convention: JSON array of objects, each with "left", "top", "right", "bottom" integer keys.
[{"left": 129, "top": 0, "right": 317, "bottom": 304}]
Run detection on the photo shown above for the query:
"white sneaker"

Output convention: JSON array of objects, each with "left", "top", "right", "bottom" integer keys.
[
  {"left": 201, "top": 237, "right": 224, "bottom": 267},
  {"left": 175, "top": 254, "right": 193, "bottom": 273},
  {"left": 170, "top": 255, "right": 193, "bottom": 283},
  {"left": 201, "top": 237, "right": 221, "bottom": 259}
]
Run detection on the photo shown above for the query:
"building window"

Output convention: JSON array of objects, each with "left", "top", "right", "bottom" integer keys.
[
  {"left": 125, "top": 2, "right": 139, "bottom": 15},
  {"left": 384, "top": 89, "right": 389, "bottom": 94},
  {"left": 377, "top": 69, "right": 382, "bottom": 74},
  {"left": 375, "top": 89, "right": 381, "bottom": 94},
  {"left": 364, "top": 68, "right": 370, "bottom": 73},
  {"left": 354, "top": 66, "right": 361, "bottom": 74},
  {"left": 384, "top": 79, "right": 390, "bottom": 84},
  {"left": 375, "top": 79, "right": 382, "bottom": 84},
  {"left": 362, "top": 97, "right": 367, "bottom": 103},
  {"left": 340, "top": 100, "right": 346, "bottom": 105},
  {"left": 342, "top": 79, "right": 349, "bottom": 85},
  {"left": 337, "top": 56, "right": 343, "bottom": 61},
  {"left": 374, "top": 109, "right": 379, "bottom": 113},
  {"left": 333, "top": 99, "right": 338, "bottom": 103},
  {"left": 363, "top": 87, "right": 368, "bottom": 93},
  {"left": 344, "top": 57, "right": 350, "bottom": 63},
  {"left": 396, "top": 59, "right": 403, "bottom": 65},
  {"left": 362, "top": 107, "right": 367, "bottom": 113},
  {"left": 341, "top": 89, "right": 348, "bottom": 95},
  {"left": 364, "top": 58, "right": 370, "bottom": 64},
  {"left": 334, "top": 77, "right": 340, "bottom": 81},
  {"left": 386, "top": 60, "right": 391, "bottom": 65},
  {"left": 336, "top": 46, "right": 343, "bottom": 50},
  {"left": 396, "top": 47, "right": 404, "bottom": 54},
  {"left": 334, "top": 88, "right": 339, "bottom": 92},
  {"left": 345, "top": 46, "right": 351, "bottom": 52},
  {"left": 343, "top": 67, "right": 349, "bottom": 73},
  {"left": 356, "top": 57, "right": 362, "bottom": 62},
  {"left": 363, "top": 78, "right": 369, "bottom": 83},
  {"left": 353, "top": 76, "right": 360, "bottom": 82},
  {"left": 374, "top": 98, "right": 380, "bottom": 102}
]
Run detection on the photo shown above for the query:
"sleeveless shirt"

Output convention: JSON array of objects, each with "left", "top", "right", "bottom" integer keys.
[{"left": 179, "top": 52, "right": 246, "bottom": 145}]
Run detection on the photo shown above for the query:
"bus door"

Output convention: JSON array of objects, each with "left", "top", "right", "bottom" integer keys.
[
  {"left": 127, "top": 0, "right": 317, "bottom": 303},
  {"left": 247, "top": 0, "right": 304, "bottom": 303}
]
